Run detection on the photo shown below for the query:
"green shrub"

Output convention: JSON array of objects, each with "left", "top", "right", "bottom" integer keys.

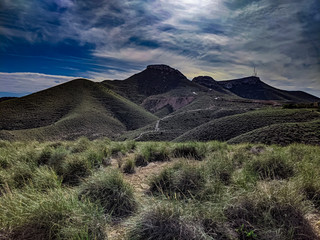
[
  {"left": 204, "top": 151, "right": 236, "bottom": 185},
  {"left": 123, "top": 158, "right": 136, "bottom": 174},
  {"left": 30, "top": 166, "right": 62, "bottom": 191},
  {"left": 86, "top": 150, "right": 104, "bottom": 168},
  {"left": 225, "top": 183, "right": 317, "bottom": 240},
  {"left": 172, "top": 143, "right": 206, "bottom": 160},
  {"left": 247, "top": 152, "right": 294, "bottom": 180},
  {"left": 134, "top": 154, "right": 148, "bottom": 167},
  {"left": 0, "top": 188, "right": 106, "bottom": 239},
  {"left": 71, "top": 137, "right": 90, "bottom": 153},
  {"left": 137, "top": 143, "right": 170, "bottom": 166},
  {"left": 62, "top": 157, "right": 91, "bottom": 186},
  {"left": 47, "top": 146, "right": 68, "bottom": 174},
  {"left": 0, "top": 150, "right": 11, "bottom": 169},
  {"left": 10, "top": 162, "right": 34, "bottom": 189},
  {"left": 37, "top": 146, "right": 53, "bottom": 165},
  {"left": 79, "top": 169, "right": 137, "bottom": 219},
  {"left": 127, "top": 204, "right": 203, "bottom": 240},
  {"left": 149, "top": 162, "right": 205, "bottom": 199}
]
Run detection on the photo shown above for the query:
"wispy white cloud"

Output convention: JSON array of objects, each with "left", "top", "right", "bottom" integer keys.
[
  {"left": 0, "top": 0, "right": 319, "bottom": 96},
  {"left": 0, "top": 72, "right": 79, "bottom": 93}
]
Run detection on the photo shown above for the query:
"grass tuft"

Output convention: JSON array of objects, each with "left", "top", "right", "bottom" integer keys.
[
  {"left": 247, "top": 152, "right": 294, "bottom": 180},
  {"left": 79, "top": 169, "right": 137, "bottom": 219},
  {"left": 149, "top": 162, "right": 205, "bottom": 199},
  {"left": 0, "top": 188, "right": 106, "bottom": 239},
  {"left": 127, "top": 204, "right": 203, "bottom": 240},
  {"left": 123, "top": 158, "right": 136, "bottom": 174},
  {"left": 172, "top": 142, "right": 206, "bottom": 160}
]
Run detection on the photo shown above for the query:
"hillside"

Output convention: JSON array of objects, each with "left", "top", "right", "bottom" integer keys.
[
  {"left": 216, "top": 76, "right": 320, "bottom": 102},
  {"left": 120, "top": 95, "right": 272, "bottom": 141},
  {"left": 228, "top": 120, "right": 320, "bottom": 145},
  {"left": 0, "top": 79, "right": 157, "bottom": 141},
  {"left": 1, "top": 64, "right": 320, "bottom": 143},
  {"left": 175, "top": 108, "right": 320, "bottom": 142}
]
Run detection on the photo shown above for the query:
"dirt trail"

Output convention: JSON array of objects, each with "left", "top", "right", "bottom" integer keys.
[
  {"left": 107, "top": 157, "right": 176, "bottom": 240},
  {"left": 306, "top": 212, "right": 320, "bottom": 238}
]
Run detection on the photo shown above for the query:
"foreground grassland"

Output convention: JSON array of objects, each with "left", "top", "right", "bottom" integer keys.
[{"left": 0, "top": 139, "right": 320, "bottom": 239}]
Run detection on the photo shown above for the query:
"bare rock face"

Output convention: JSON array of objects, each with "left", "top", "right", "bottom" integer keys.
[{"left": 142, "top": 96, "right": 195, "bottom": 113}]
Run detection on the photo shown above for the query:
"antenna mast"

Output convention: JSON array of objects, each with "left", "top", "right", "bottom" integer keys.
[{"left": 253, "top": 65, "right": 258, "bottom": 77}]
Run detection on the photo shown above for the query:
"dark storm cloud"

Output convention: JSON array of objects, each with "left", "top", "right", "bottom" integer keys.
[{"left": 0, "top": 0, "right": 319, "bottom": 96}]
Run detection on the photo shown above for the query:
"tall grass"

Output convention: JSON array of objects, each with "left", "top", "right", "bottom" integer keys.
[
  {"left": 0, "top": 188, "right": 106, "bottom": 239},
  {"left": 79, "top": 169, "right": 137, "bottom": 219},
  {"left": 1, "top": 140, "right": 319, "bottom": 239}
]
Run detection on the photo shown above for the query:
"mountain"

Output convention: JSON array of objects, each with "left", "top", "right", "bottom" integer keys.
[
  {"left": 104, "top": 65, "right": 204, "bottom": 103},
  {"left": 216, "top": 76, "right": 319, "bottom": 102},
  {"left": 1, "top": 64, "right": 319, "bottom": 144},
  {"left": 104, "top": 64, "right": 233, "bottom": 114},
  {"left": 192, "top": 76, "right": 230, "bottom": 94},
  {"left": 0, "top": 97, "right": 17, "bottom": 103},
  {"left": 0, "top": 79, "right": 157, "bottom": 141}
]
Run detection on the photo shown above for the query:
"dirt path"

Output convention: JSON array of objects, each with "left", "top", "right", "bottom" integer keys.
[
  {"left": 107, "top": 158, "right": 177, "bottom": 240},
  {"left": 306, "top": 212, "right": 320, "bottom": 238}
]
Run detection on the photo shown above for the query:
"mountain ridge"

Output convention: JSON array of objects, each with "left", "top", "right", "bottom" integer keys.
[{"left": 1, "top": 64, "right": 319, "bottom": 143}]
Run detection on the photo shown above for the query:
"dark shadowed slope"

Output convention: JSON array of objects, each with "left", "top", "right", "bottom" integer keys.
[
  {"left": 0, "top": 79, "right": 157, "bottom": 140},
  {"left": 217, "top": 76, "right": 319, "bottom": 102},
  {"left": 103, "top": 65, "right": 229, "bottom": 105}
]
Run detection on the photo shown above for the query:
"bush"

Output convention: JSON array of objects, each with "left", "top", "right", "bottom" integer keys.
[
  {"left": 62, "top": 157, "right": 91, "bottom": 186},
  {"left": 0, "top": 188, "right": 106, "bottom": 239},
  {"left": 247, "top": 152, "right": 294, "bottom": 180},
  {"left": 106, "top": 141, "right": 136, "bottom": 157},
  {"left": 47, "top": 146, "right": 68, "bottom": 174},
  {"left": 79, "top": 169, "right": 137, "bottom": 219},
  {"left": 37, "top": 146, "right": 53, "bottom": 165},
  {"left": 134, "top": 154, "right": 148, "bottom": 167},
  {"left": 225, "top": 183, "right": 317, "bottom": 240},
  {"left": 136, "top": 143, "right": 170, "bottom": 166},
  {"left": 127, "top": 204, "right": 203, "bottom": 240},
  {"left": 123, "top": 158, "right": 136, "bottom": 174},
  {"left": 10, "top": 162, "right": 34, "bottom": 189},
  {"left": 71, "top": 137, "right": 90, "bottom": 153},
  {"left": 149, "top": 162, "right": 205, "bottom": 198},
  {"left": 204, "top": 151, "right": 236, "bottom": 185},
  {"left": 86, "top": 150, "right": 104, "bottom": 168},
  {"left": 172, "top": 143, "right": 205, "bottom": 160},
  {"left": 30, "top": 166, "right": 62, "bottom": 191}
]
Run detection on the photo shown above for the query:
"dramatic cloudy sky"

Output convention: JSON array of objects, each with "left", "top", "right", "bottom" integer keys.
[{"left": 0, "top": 0, "right": 319, "bottom": 97}]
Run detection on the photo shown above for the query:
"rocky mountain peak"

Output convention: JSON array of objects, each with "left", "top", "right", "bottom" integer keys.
[{"left": 147, "top": 64, "right": 175, "bottom": 71}]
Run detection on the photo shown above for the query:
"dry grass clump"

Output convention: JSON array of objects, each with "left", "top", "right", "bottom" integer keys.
[
  {"left": 149, "top": 162, "right": 205, "bottom": 199},
  {"left": 79, "top": 169, "right": 137, "bottom": 219},
  {"left": 0, "top": 188, "right": 106, "bottom": 240},
  {"left": 127, "top": 204, "right": 204, "bottom": 240}
]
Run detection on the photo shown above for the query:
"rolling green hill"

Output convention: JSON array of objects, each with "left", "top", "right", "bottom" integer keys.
[
  {"left": 0, "top": 79, "right": 157, "bottom": 141},
  {"left": 228, "top": 120, "right": 320, "bottom": 145},
  {"left": 175, "top": 108, "right": 320, "bottom": 142}
]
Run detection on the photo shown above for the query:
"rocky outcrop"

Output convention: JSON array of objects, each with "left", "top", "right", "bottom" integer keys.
[{"left": 142, "top": 96, "right": 195, "bottom": 113}]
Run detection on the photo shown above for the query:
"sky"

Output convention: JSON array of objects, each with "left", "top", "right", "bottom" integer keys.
[{"left": 0, "top": 0, "right": 319, "bottom": 97}]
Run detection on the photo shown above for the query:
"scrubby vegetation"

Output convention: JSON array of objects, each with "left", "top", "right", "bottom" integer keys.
[{"left": 0, "top": 139, "right": 319, "bottom": 239}]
